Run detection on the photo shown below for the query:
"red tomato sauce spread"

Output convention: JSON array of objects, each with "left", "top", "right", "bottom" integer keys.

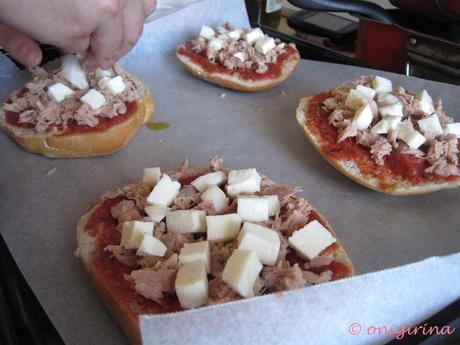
[
  {"left": 305, "top": 93, "right": 460, "bottom": 187},
  {"left": 178, "top": 43, "right": 297, "bottom": 81}
]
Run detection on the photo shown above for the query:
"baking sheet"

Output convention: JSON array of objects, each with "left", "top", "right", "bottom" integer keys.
[{"left": 0, "top": 0, "right": 459, "bottom": 344}]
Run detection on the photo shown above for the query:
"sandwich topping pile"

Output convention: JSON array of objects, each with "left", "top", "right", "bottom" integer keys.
[
  {"left": 80, "top": 158, "right": 353, "bottom": 312},
  {"left": 3, "top": 56, "right": 145, "bottom": 135}
]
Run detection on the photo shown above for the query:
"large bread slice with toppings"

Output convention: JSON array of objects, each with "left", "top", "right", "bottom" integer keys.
[
  {"left": 76, "top": 158, "right": 354, "bottom": 345},
  {"left": 296, "top": 76, "right": 460, "bottom": 195},
  {"left": 176, "top": 24, "right": 300, "bottom": 92},
  {"left": 0, "top": 61, "right": 153, "bottom": 158}
]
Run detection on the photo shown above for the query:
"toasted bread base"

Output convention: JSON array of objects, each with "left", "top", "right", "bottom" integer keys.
[
  {"left": 0, "top": 89, "right": 153, "bottom": 158},
  {"left": 77, "top": 166, "right": 354, "bottom": 345},
  {"left": 296, "top": 96, "right": 460, "bottom": 195},
  {"left": 176, "top": 49, "right": 300, "bottom": 92}
]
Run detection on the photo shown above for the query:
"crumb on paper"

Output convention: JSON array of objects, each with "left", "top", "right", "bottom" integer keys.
[
  {"left": 220, "top": 93, "right": 226, "bottom": 98},
  {"left": 279, "top": 90, "right": 286, "bottom": 97},
  {"left": 46, "top": 167, "right": 57, "bottom": 176},
  {"left": 275, "top": 291, "right": 284, "bottom": 298}
]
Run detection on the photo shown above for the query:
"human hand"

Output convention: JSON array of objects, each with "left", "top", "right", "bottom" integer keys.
[{"left": 0, "top": 0, "right": 156, "bottom": 69}]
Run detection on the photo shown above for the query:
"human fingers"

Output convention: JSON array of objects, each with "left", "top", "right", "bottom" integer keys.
[
  {"left": 115, "top": 0, "right": 145, "bottom": 62},
  {"left": 143, "top": 0, "right": 157, "bottom": 17},
  {"left": 0, "top": 23, "right": 42, "bottom": 67}
]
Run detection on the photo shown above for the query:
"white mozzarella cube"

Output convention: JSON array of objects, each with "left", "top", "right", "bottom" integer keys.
[
  {"left": 237, "top": 222, "right": 280, "bottom": 266},
  {"left": 370, "top": 116, "right": 401, "bottom": 135},
  {"left": 377, "top": 93, "right": 399, "bottom": 105},
  {"left": 228, "top": 29, "right": 242, "bottom": 40},
  {"left": 166, "top": 210, "right": 206, "bottom": 234},
  {"left": 200, "top": 185, "right": 229, "bottom": 213},
  {"left": 419, "top": 101, "right": 434, "bottom": 115},
  {"left": 446, "top": 123, "right": 460, "bottom": 137},
  {"left": 62, "top": 55, "right": 89, "bottom": 90},
  {"left": 352, "top": 103, "right": 373, "bottom": 130},
  {"left": 227, "top": 169, "right": 261, "bottom": 197},
  {"left": 208, "top": 38, "right": 224, "bottom": 51},
  {"left": 81, "top": 89, "right": 106, "bottom": 110},
  {"left": 345, "top": 89, "right": 369, "bottom": 110},
  {"left": 191, "top": 171, "right": 227, "bottom": 192},
  {"left": 143, "top": 167, "right": 162, "bottom": 187},
  {"left": 244, "top": 28, "right": 264, "bottom": 45},
  {"left": 206, "top": 214, "right": 242, "bottom": 242},
  {"left": 120, "top": 221, "right": 154, "bottom": 250},
  {"left": 179, "top": 241, "right": 210, "bottom": 273},
  {"left": 233, "top": 52, "right": 245, "bottom": 62},
  {"left": 217, "top": 33, "right": 230, "bottom": 41},
  {"left": 144, "top": 204, "right": 169, "bottom": 222},
  {"left": 175, "top": 261, "right": 208, "bottom": 309},
  {"left": 255, "top": 37, "right": 276, "bottom": 55},
  {"left": 47, "top": 82, "right": 74, "bottom": 103},
  {"left": 95, "top": 68, "right": 113, "bottom": 79},
  {"left": 237, "top": 196, "right": 269, "bottom": 222},
  {"left": 398, "top": 126, "right": 426, "bottom": 149},
  {"left": 263, "top": 195, "right": 280, "bottom": 216},
  {"left": 146, "top": 174, "right": 181, "bottom": 206},
  {"left": 378, "top": 102, "right": 403, "bottom": 117},
  {"left": 416, "top": 89, "right": 433, "bottom": 104},
  {"left": 136, "top": 234, "right": 167, "bottom": 257},
  {"left": 418, "top": 114, "right": 443, "bottom": 136},
  {"left": 288, "top": 220, "right": 336, "bottom": 260},
  {"left": 199, "top": 25, "right": 215, "bottom": 40},
  {"left": 372, "top": 76, "right": 393, "bottom": 94},
  {"left": 222, "top": 249, "right": 262, "bottom": 298},
  {"left": 356, "top": 85, "right": 376, "bottom": 100},
  {"left": 106, "top": 76, "right": 126, "bottom": 94}
]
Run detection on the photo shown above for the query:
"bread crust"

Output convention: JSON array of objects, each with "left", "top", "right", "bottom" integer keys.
[
  {"left": 0, "top": 88, "right": 153, "bottom": 158},
  {"left": 176, "top": 48, "right": 300, "bottom": 92},
  {"left": 296, "top": 96, "right": 460, "bottom": 195},
  {"left": 76, "top": 166, "right": 354, "bottom": 345}
]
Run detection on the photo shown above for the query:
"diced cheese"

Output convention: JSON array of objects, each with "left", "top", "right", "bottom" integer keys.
[
  {"left": 237, "top": 196, "right": 269, "bottom": 222},
  {"left": 398, "top": 126, "right": 426, "bottom": 149},
  {"left": 416, "top": 89, "right": 433, "bottom": 104},
  {"left": 228, "top": 29, "right": 243, "bottom": 40},
  {"left": 81, "top": 89, "right": 106, "bottom": 110},
  {"left": 233, "top": 52, "right": 245, "bottom": 62},
  {"left": 199, "top": 25, "right": 215, "bottom": 40},
  {"left": 120, "top": 221, "right": 154, "bottom": 250},
  {"left": 352, "top": 103, "right": 373, "bottom": 130},
  {"left": 175, "top": 261, "right": 208, "bottom": 309},
  {"left": 356, "top": 85, "right": 376, "bottom": 100},
  {"left": 144, "top": 204, "right": 169, "bottom": 222},
  {"left": 62, "top": 55, "right": 89, "bottom": 90},
  {"left": 136, "top": 234, "right": 167, "bottom": 257},
  {"left": 179, "top": 241, "right": 210, "bottom": 273},
  {"left": 377, "top": 93, "right": 399, "bottom": 105},
  {"left": 208, "top": 38, "right": 224, "bottom": 51},
  {"left": 216, "top": 26, "right": 228, "bottom": 34},
  {"left": 143, "top": 167, "right": 162, "bottom": 187},
  {"left": 372, "top": 75, "right": 392, "bottom": 94},
  {"left": 227, "top": 169, "right": 261, "bottom": 197},
  {"left": 370, "top": 116, "right": 401, "bottom": 135},
  {"left": 146, "top": 174, "right": 181, "bottom": 206},
  {"left": 217, "top": 33, "right": 230, "bottom": 41},
  {"left": 47, "top": 82, "right": 74, "bottom": 103},
  {"left": 446, "top": 123, "right": 460, "bottom": 137},
  {"left": 95, "top": 68, "right": 113, "bottom": 79},
  {"left": 237, "top": 222, "right": 280, "bottom": 266},
  {"left": 166, "top": 210, "right": 206, "bottom": 233},
  {"left": 206, "top": 213, "right": 242, "bottom": 242},
  {"left": 222, "top": 249, "right": 262, "bottom": 298},
  {"left": 378, "top": 102, "right": 403, "bottom": 117},
  {"left": 255, "top": 37, "right": 275, "bottom": 55},
  {"left": 106, "top": 76, "right": 126, "bottom": 94},
  {"left": 191, "top": 171, "right": 227, "bottom": 192},
  {"left": 262, "top": 195, "right": 280, "bottom": 216},
  {"left": 200, "top": 185, "right": 229, "bottom": 213},
  {"left": 244, "top": 28, "right": 264, "bottom": 45},
  {"left": 419, "top": 101, "right": 434, "bottom": 115},
  {"left": 418, "top": 114, "right": 443, "bottom": 136},
  {"left": 288, "top": 220, "right": 336, "bottom": 260},
  {"left": 345, "top": 89, "right": 369, "bottom": 110}
]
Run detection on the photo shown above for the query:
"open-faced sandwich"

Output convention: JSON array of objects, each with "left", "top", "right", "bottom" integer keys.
[
  {"left": 296, "top": 75, "right": 460, "bottom": 195},
  {"left": 0, "top": 56, "right": 153, "bottom": 158},
  {"left": 76, "top": 158, "right": 354, "bottom": 345},
  {"left": 177, "top": 23, "right": 300, "bottom": 91}
]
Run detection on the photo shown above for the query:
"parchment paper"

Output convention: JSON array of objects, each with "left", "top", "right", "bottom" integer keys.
[{"left": 0, "top": 0, "right": 459, "bottom": 344}]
